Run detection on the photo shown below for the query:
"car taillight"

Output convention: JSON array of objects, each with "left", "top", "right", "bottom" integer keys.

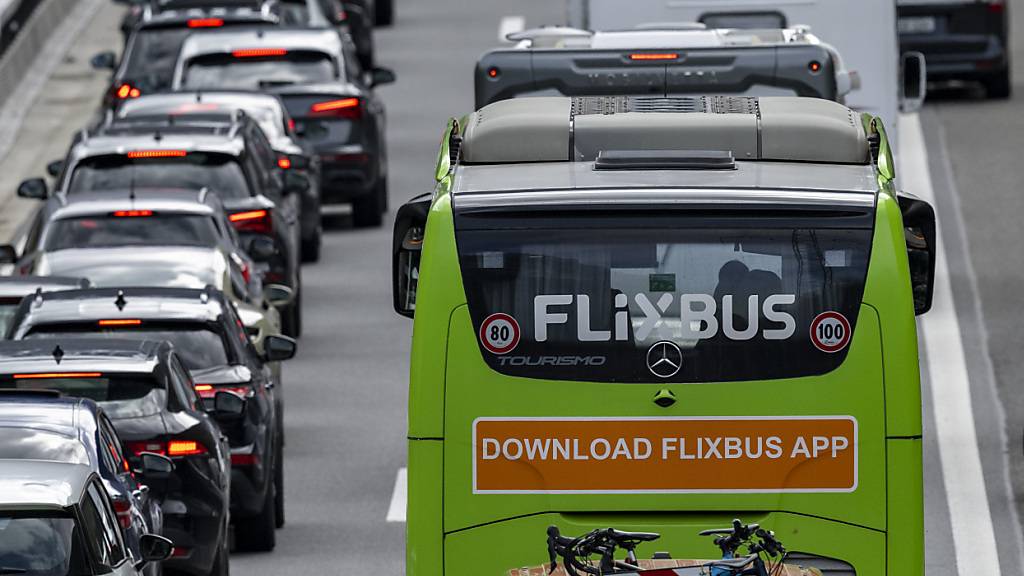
[
  {"left": 232, "top": 48, "right": 288, "bottom": 58},
  {"left": 277, "top": 156, "right": 291, "bottom": 169},
  {"left": 194, "top": 383, "right": 252, "bottom": 399},
  {"left": 309, "top": 97, "right": 361, "bottom": 119},
  {"left": 127, "top": 150, "right": 187, "bottom": 159},
  {"left": 188, "top": 17, "right": 223, "bottom": 27},
  {"left": 229, "top": 209, "right": 273, "bottom": 235},
  {"left": 115, "top": 83, "right": 141, "bottom": 99},
  {"left": 230, "top": 445, "right": 260, "bottom": 466},
  {"left": 98, "top": 319, "right": 142, "bottom": 326},
  {"left": 112, "top": 497, "right": 132, "bottom": 529},
  {"left": 128, "top": 439, "right": 208, "bottom": 458}
]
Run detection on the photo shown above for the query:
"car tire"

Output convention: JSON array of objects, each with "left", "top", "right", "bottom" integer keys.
[
  {"left": 351, "top": 182, "right": 385, "bottom": 228},
  {"left": 208, "top": 533, "right": 229, "bottom": 576},
  {"left": 374, "top": 0, "right": 393, "bottom": 26},
  {"left": 984, "top": 67, "right": 1011, "bottom": 99},
  {"left": 274, "top": 441, "right": 285, "bottom": 529},
  {"left": 234, "top": 486, "right": 276, "bottom": 552},
  {"left": 301, "top": 228, "right": 322, "bottom": 263}
]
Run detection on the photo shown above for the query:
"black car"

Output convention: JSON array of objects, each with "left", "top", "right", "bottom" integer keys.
[
  {"left": 114, "top": 91, "right": 324, "bottom": 262},
  {"left": 898, "top": 0, "right": 1010, "bottom": 98},
  {"left": 23, "top": 115, "right": 305, "bottom": 336},
  {"left": 0, "top": 394, "right": 171, "bottom": 576},
  {"left": 0, "top": 339, "right": 236, "bottom": 576},
  {"left": 0, "top": 276, "right": 90, "bottom": 334},
  {"left": 172, "top": 27, "right": 395, "bottom": 227},
  {"left": 6, "top": 286, "right": 297, "bottom": 551}
]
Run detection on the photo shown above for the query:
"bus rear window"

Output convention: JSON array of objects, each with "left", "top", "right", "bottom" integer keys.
[{"left": 457, "top": 216, "right": 872, "bottom": 383}]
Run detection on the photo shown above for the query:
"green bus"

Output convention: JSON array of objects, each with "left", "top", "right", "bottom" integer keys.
[{"left": 393, "top": 95, "right": 935, "bottom": 576}]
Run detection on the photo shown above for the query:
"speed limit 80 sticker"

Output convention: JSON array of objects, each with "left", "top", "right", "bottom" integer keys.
[
  {"left": 480, "top": 313, "right": 520, "bottom": 355},
  {"left": 810, "top": 311, "right": 852, "bottom": 353}
]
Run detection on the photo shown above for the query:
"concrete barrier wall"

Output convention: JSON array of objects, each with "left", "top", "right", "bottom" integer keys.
[{"left": 0, "top": 0, "right": 70, "bottom": 110}]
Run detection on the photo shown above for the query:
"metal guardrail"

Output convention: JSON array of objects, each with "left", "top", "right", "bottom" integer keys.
[{"left": 0, "top": 0, "right": 73, "bottom": 110}]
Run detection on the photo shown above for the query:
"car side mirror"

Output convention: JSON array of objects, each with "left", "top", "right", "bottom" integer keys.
[
  {"left": 0, "top": 245, "right": 17, "bottom": 265},
  {"left": 369, "top": 67, "right": 396, "bottom": 88},
  {"left": 264, "top": 283, "right": 294, "bottom": 308},
  {"left": 46, "top": 160, "right": 65, "bottom": 178},
  {"left": 90, "top": 51, "right": 117, "bottom": 71},
  {"left": 900, "top": 51, "right": 926, "bottom": 113},
  {"left": 212, "top": 390, "right": 245, "bottom": 416},
  {"left": 392, "top": 193, "right": 431, "bottom": 318},
  {"left": 246, "top": 236, "right": 276, "bottom": 262},
  {"left": 899, "top": 193, "right": 936, "bottom": 315},
  {"left": 17, "top": 178, "right": 47, "bottom": 200},
  {"left": 262, "top": 334, "right": 297, "bottom": 362},
  {"left": 136, "top": 534, "right": 173, "bottom": 570},
  {"left": 138, "top": 452, "right": 174, "bottom": 477},
  {"left": 283, "top": 171, "right": 309, "bottom": 195}
]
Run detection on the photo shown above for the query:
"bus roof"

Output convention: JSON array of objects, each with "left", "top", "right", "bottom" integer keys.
[{"left": 459, "top": 96, "right": 871, "bottom": 165}]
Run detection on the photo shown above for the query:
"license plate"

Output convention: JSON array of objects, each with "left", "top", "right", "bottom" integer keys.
[{"left": 899, "top": 16, "right": 937, "bottom": 34}]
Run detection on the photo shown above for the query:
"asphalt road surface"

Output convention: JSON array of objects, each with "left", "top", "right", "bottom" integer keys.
[{"left": 2, "top": 1, "right": 1024, "bottom": 575}]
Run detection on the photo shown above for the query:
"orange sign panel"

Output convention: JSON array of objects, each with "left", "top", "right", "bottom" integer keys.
[{"left": 473, "top": 417, "right": 857, "bottom": 493}]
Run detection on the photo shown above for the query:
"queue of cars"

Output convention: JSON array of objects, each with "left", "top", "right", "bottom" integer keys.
[{"left": 0, "top": 0, "right": 393, "bottom": 575}]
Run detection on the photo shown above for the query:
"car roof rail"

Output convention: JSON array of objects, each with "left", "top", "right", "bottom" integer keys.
[{"left": 458, "top": 96, "right": 871, "bottom": 166}]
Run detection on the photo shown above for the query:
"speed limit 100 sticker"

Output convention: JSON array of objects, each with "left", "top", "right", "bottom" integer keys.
[
  {"left": 810, "top": 311, "right": 852, "bottom": 353},
  {"left": 480, "top": 313, "right": 520, "bottom": 355}
]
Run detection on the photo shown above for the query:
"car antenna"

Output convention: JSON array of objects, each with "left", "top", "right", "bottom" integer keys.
[
  {"left": 52, "top": 345, "right": 64, "bottom": 365},
  {"left": 32, "top": 287, "right": 43, "bottom": 307},
  {"left": 115, "top": 290, "right": 127, "bottom": 311}
]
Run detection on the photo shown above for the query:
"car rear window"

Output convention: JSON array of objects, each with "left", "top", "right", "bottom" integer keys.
[
  {"left": 43, "top": 214, "right": 220, "bottom": 252},
  {"left": 0, "top": 513, "right": 82, "bottom": 576},
  {"left": 24, "top": 325, "right": 232, "bottom": 370},
  {"left": 0, "top": 375, "right": 167, "bottom": 419},
  {"left": 182, "top": 51, "right": 339, "bottom": 90},
  {"left": 123, "top": 28, "right": 192, "bottom": 93},
  {"left": 455, "top": 210, "right": 873, "bottom": 383},
  {"left": 0, "top": 428, "right": 90, "bottom": 465},
  {"left": 69, "top": 154, "right": 252, "bottom": 199}
]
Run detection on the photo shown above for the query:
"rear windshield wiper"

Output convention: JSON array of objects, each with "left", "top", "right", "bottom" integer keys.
[{"left": 0, "top": 567, "right": 27, "bottom": 574}]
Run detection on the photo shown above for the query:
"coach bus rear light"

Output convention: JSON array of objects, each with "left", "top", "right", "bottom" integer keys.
[
  {"left": 808, "top": 60, "right": 822, "bottom": 73},
  {"left": 487, "top": 67, "right": 500, "bottom": 78},
  {"left": 629, "top": 53, "right": 678, "bottom": 61}
]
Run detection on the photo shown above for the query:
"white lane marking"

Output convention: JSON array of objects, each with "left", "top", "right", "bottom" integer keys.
[
  {"left": 498, "top": 15, "right": 526, "bottom": 41},
  {"left": 386, "top": 467, "right": 407, "bottom": 522},
  {"left": 899, "top": 112, "right": 1001, "bottom": 576}
]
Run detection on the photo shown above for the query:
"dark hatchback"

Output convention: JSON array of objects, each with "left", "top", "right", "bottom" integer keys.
[
  {"left": 898, "top": 0, "right": 1010, "bottom": 97},
  {"left": 0, "top": 395, "right": 170, "bottom": 576},
  {"left": 6, "top": 286, "right": 297, "bottom": 551},
  {"left": 173, "top": 27, "right": 395, "bottom": 227},
  {"left": 0, "top": 339, "right": 236, "bottom": 576}
]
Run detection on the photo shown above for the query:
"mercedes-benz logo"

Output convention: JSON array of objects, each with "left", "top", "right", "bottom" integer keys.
[{"left": 646, "top": 341, "right": 682, "bottom": 378}]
